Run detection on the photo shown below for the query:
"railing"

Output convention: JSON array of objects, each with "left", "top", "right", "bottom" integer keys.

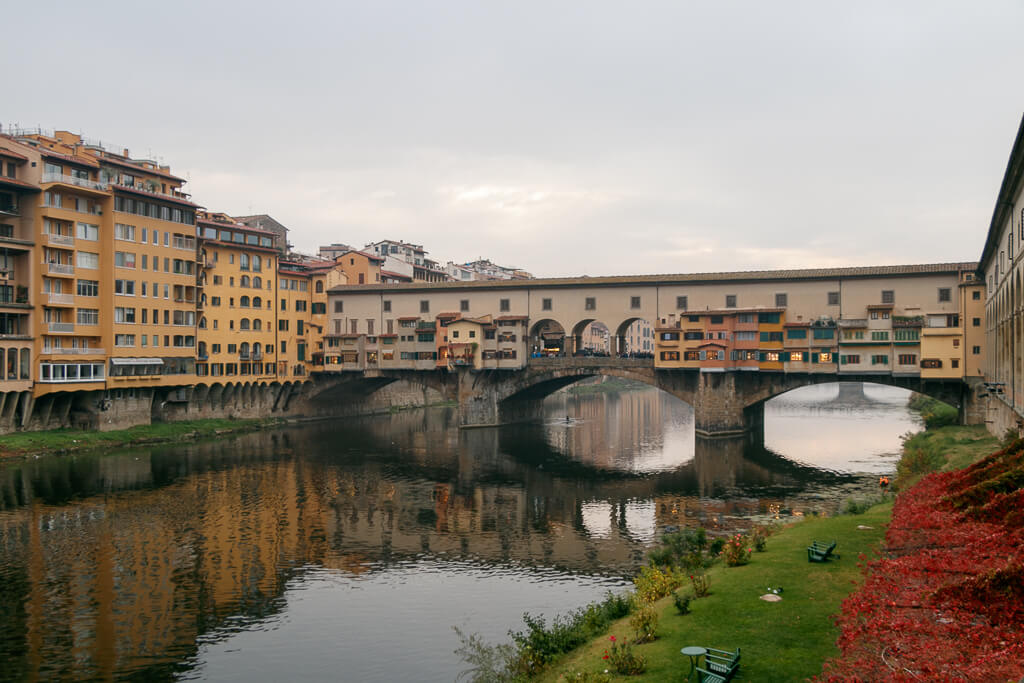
[
  {"left": 527, "top": 356, "right": 654, "bottom": 369},
  {"left": 46, "top": 292, "right": 75, "bottom": 305},
  {"left": 173, "top": 237, "right": 196, "bottom": 251},
  {"left": 47, "top": 322, "right": 74, "bottom": 333},
  {"left": 47, "top": 262, "right": 74, "bottom": 275},
  {"left": 41, "top": 171, "right": 109, "bottom": 192},
  {"left": 43, "top": 347, "right": 105, "bottom": 355},
  {"left": 45, "top": 232, "right": 74, "bottom": 246},
  {"left": 0, "top": 204, "right": 19, "bottom": 216},
  {"left": 252, "top": 350, "right": 263, "bottom": 360},
  {"left": 240, "top": 351, "right": 250, "bottom": 360}
]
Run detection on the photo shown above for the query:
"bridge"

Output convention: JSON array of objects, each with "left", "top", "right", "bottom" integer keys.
[
  {"left": 318, "top": 262, "right": 987, "bottom": 435},
  {"left": 303, "top": 356, "right": 979, "bottom": 438}
]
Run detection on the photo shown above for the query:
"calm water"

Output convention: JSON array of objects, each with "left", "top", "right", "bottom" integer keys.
[{"left": 0, "top": 382, "right": 919, "bottom": 682}]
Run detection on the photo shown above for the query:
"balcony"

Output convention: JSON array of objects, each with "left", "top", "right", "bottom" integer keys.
[
  {"left": 45, "top": 232, "right": 74, "bottom": 247},
  {"left": 252, "top": 350, "right": 263, "bottom": 361},
  {"left": 47, "top": 262, "right": 74, "bottom": 276},
  {"left": 47, "top": 322, "right": 74, "bottom": 334},
  {"left": 42, "top": 347, "right": 105, "bottom": 355},
  {"left": 46, "top": 292, "right": 75, "bottom": 306},
  {"left": 41, "top": 171, "right": 109, "bottom": 193}
]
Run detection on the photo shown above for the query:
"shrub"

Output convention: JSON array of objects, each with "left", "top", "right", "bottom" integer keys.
[
  {"left": 603, "top": 636, "right": 646, "bottom": 675},
  {"left": 633, "top": 565, "right": 683, "bottom": 603},
  {"left": 689, "top": 571, "right": 710, "bottom": 598},
  {"left": 672, "top": 590, "right": 691, "bottom": 615},
  {"left": 720, "top": 533, "right": 753, "bottom": 567},
  {"left": 629, "top": 603, "right": 659, "bottom": 643},
  {"left": 709, "top": 537, "right": 726, "bottom": 556},
  {"left": 751, "top": 526, "right": 768, "bottom": 551}
]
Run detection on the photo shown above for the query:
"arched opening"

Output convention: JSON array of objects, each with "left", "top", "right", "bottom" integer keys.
[
  {"left": 253, "top": 276, "right": 262, "bottom": 289},
  {"left": 614, "top": 317, "right": 652, "bottom": 358},
  {"left": 529, "top": 319, "right": 567, "bottom": 357}
]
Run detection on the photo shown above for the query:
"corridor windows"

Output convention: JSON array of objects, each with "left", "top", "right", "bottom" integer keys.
[
  {"left": 585, "top": 297, "right": 596, "bottom": 311},
  {"left": 938, "top": 287, "right": 951, "bottom": 303},
  {"left": 420, "top": 300, "right": 430, "bottom": 313},
  {"left": 881, "top": 290, "right": 895, "bottom": 304},
  {"left": 827, "top": 291, "right": 840, "bottom": 306},
  {"left": 775, "top": 293, "right": 787, "bottom": 307},
  {"left": 676, "top": 296, "right": 687, "bottom": 310},
  {"left": 542, "top": 298, "right": 552, "bottom": 311},
  {"left": 383, "top": 300, "right": 392, "bottom": 312},
  {"left": 725, "top": 295, "right": 736, "bottom": 308},
  {"left": 500, "top": 299, "right": 510, "bottom": 312},
  {"left": 630, "top": 296, "right": 641, "bottom": 309}
]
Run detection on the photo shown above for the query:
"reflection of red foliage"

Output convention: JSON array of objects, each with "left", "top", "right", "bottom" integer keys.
[{"left": 816, "top": 442, "right": 1024, "bottom": 682}]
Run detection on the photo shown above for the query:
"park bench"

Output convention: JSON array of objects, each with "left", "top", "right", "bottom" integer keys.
[
  {"left": 807, "top": 539, "right": 839, "bottom": 562},
  {"left": 696, "top": 646, "right": 741, "bottom": 682}
]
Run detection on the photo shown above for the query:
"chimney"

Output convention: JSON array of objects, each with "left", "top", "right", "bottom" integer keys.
[{"left": 123, "top": 148, "right": 130, "bottom": 158}]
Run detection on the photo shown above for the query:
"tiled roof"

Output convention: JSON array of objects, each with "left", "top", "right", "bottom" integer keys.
[
  {"left": 328, "top": 262, "right": 977, "bottom": 294},
  {"left": 96, "top": 155, "right": 185, "bottom": 182},
  {"left": 113, "top": 184, "right": 201, "bottom": 208},
  {"left": 0, "top": 147, "right": 28, "bottom": 161},
  {"left": 40, "top": 149, "right": 99, "bottom": 168}
]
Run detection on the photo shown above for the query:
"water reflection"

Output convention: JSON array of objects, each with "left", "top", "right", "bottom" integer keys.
[{"left": 0, "top": 382, "right": 918, "bottom": 681}]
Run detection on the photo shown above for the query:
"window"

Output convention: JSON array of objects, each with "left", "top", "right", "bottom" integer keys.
[
  {"left": 114, "top": 279, "right": 135, "bottom": 296},
  {"left": 295, "top": 300, "right": 307, "bottom": 312},
  {"left": 660, "top": 351, "right": 680, "bottom": 361},
  {"left": 500, "top": 298, "right": 510, "bottom": 312},
  {"left": 115, "top": 334, "right": 135, "bottom": 347},
  {"left": 76, "top": 308, "right": 98, "bottom": 325},
  {"left": 542, "top": 298, "right": 552, "bottom": 311},
  {"left": 775, "top": 293, "right": 787, "bottom": 307},
  {"left": 938, "top": 287, "right": 951, "bottom": 303},
  {"left": 921, "top": 359, "right": 942, "bottom": 369},
  {"left": 951, "top": 359, "right": 959, "bottom": 369},
  {"left": 725, "top": 295, "right": 736, "bottom": 308},
  {"left": 676, "top": 295, "right": 687, "bottom": 310},
  {"left": 585, "top": 297, "right": 596, "bottom": 311},
  {"left": 827, "top": 291, "right": 840, "bottom": 306},
  {"left": 786, "top": 328, "right": 807, "bottom": 339},
  {"left": 881, "top": 290, "right": 894, "bottom": 304},
  {"left": 840, "top": 354, "right": 861, "bottom": 364},
  {"left": 420, "top": 300, "right": 430, "bottom": 313},
  {"left": 660, "top": 332, "right": 680, "bottom": 341},
  {"left": 972, "top": 317, "right": 981, "bottom": 327},
  {"left": 75, "top": 222, "right": 99, "bottom": 241},
  {"left": 76, "top": 279, "right": 98, "bottom": 297},
  {"left": 76, "top": 252, "right": 99, "bottom": 269},
  {"left": 893, "top": 328, "right": 919, "bottom": 341},
  {"left": 383, "top": 300, "right": 391, "bottom": 312},
  {"left": 114, "top": 307, "right": 136, "bottom": 323},
  {"left": 972, "top": 290, "right": 981, "bottom": 300},
  {"left": 871, "top": 331, "right": 889, "bottom": 341},
  {"left": 898, "top": 354, "right": 917, "bottom": 365},
  {"left": 114, "top": 251, "right": 136, "bottom": 268},
  {"left": 871, "top": 354, "right": 889, "bottom": 365},
  {"left": 334, "top": 300, "right": 343, "bottom": 313},
  {"left": 973, "top": 345, "right": 981, "bottom": 355},
  {"left": 115, "top": 223, "right": 136, "bottom": 241}
]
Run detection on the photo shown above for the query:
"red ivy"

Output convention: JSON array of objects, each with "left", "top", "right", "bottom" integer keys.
[{"left": 815, "top": 442, "right": 1024, "bottom": 682}]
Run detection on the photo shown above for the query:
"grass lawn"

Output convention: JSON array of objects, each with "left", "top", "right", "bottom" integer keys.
[
  {"left": 0, "top": 417, "right": 275, "bottom": 458},
  {"left": 896, "top": 425, "right": 998, "bottom": 490},
  {"left": 539, "top": 503, "right": 893, "bottom": 682}
]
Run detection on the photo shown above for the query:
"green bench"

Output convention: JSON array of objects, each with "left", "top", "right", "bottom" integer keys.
[
  {"left": 695, "top": 646, "right": 740, "bottom": 682},
  {"left": 807, "top": 539, "right": 839, "bottom": 562}
]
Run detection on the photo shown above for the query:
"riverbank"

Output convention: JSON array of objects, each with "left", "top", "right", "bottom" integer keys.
[
  {"left": 0, "top": 417, "right": 284, "bottom": 459},
  {"left": 526, "top": 506, "right": 891, "bottom": 682}
]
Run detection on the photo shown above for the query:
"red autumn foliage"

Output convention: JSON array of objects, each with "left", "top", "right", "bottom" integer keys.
[{"left": 815, "top": 442, "right": 1024, "bottom": 682}]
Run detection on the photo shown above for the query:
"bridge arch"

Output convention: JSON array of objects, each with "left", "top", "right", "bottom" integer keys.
[{"left": 529, "top": 318, "right": 569, "bottom": 356}]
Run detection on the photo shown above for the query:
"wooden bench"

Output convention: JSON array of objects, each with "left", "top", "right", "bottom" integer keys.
[
  {"left": 807, "top": 539, "right": 839, "bottom": 562},
  {"left": 696, "top": 646, "right": 740, "bottom": 682}
]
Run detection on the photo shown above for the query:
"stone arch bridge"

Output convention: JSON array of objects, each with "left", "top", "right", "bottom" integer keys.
[{"left": 306, "top": 357, "right": 981, "bottom": 437}]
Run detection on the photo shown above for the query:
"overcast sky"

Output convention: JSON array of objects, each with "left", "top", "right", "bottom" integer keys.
[{"left": 7, "top": 1, "right": 1024, "bottom": 277}]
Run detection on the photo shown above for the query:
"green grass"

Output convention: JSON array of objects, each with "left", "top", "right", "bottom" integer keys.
[
  {"left": 538, "top": 505, "right": 893, "bottom": 683},
  {"left": 0, "top": 417, "right": 277, "bottom": 458},
  {"left": 896, "top": 425, "right": 998, "bottom": 490}
]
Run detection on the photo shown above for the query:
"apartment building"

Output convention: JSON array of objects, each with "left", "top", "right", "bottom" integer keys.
[
  {"left": 195, "top": 214, "right": 278, "bottom": 380},
  {"left": 0, "top": 144, "right": 36, "bottom": 402},
  {"left": 3, "top": 131, "right": 199, "bottom": 409}
]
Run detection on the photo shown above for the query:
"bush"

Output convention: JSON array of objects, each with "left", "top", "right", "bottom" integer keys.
[
  {"left": 629, "top": 603, "right": 659, "bottom": 643},
  {"left": 751, "top": 526, "right": 768, "bottom": 551},
  {"left": 603, "top": 636, "right": 646, "bottom": 675},
  {"left": 908, "top": 392, "right": 959, "bottom": 429},
  {"left": 720, "top": 533, "right": 753, "bottom": 567},
  {"left": 672, "top": 590, "right": 691, "bottom": 615},
  {"left": 633, "top": 565, "right": 683, "bottom": 603},
  {"left": 689, "top": 571, "right": 711, "bottom": 598},
  {"left": 709, "top": 537, "right": 726, "bottom": 556},
  {"left": 842, "top": 497, "right": 881, "bottom": 515}
]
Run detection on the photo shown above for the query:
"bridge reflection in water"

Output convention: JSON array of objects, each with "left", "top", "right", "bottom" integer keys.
[{"left": 0, "top": 384, "right": 917, "bottom": 681}]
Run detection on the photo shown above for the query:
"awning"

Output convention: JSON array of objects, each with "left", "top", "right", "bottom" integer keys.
[{"left": 110, "top": 357, "right": 164, "bottom": 365}]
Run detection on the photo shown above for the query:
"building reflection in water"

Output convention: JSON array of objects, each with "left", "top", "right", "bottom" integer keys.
[{"left": 0, "top": 382, "right": 913, "bottom": 679}]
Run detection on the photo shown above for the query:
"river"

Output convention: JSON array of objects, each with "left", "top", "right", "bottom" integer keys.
[{"left": 0, "top": 382, "right": 919, "bottom": 681}]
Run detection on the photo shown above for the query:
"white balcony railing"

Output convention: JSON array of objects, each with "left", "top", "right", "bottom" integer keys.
[
  {"left": 45, "top": 232, "right": 74, "bottom": 246},
  {"left": 46, "top": 292, "right": 75, "bottom": 305},
  {"left": 43, "top": 346, "right": 105, "bottom": 355},
  {"left": 41, "top": 171, "right": 109, "bottom": 192},
  {"left": 47, "top": 262, "right": 74, "bottom": 275},
  {"left": 47, "top": 322, "right": 74, "bottom": 333}
]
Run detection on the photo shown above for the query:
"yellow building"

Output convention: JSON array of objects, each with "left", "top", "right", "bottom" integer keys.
[{"left": 195, "top": 213, "right": 279, "bottom": 380}]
